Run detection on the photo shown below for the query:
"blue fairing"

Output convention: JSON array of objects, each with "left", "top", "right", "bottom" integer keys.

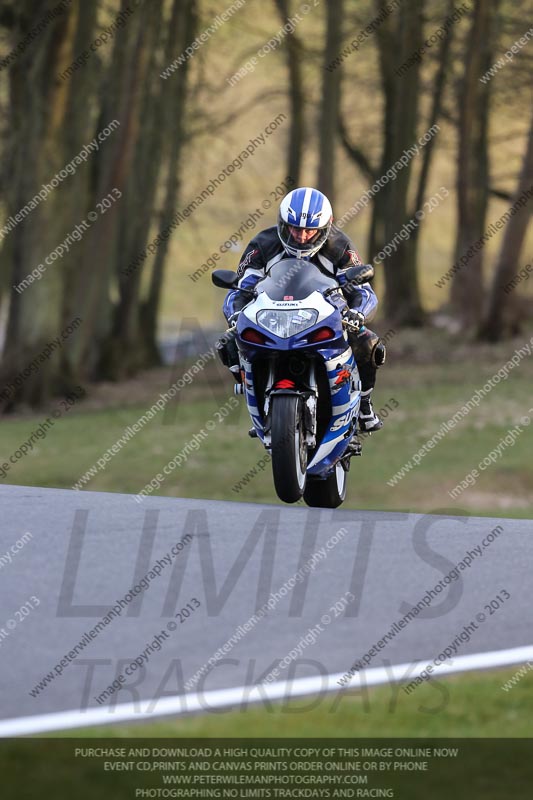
[
  {"left": 233, "top": 259, "right": 361, "bottom": 479},
  {"left": 306, "top": 351, "right": 360, "bottom": 476},
  {"left": 237, "top": 308, "right": 344, "bottom": 356}
]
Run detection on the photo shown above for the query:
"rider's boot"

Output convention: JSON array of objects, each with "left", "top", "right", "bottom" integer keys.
[
  {"left": 229, "top": 364, "right": 242, "bottom": 383},
  {"left": 358, "top": 388, "right": 383, "bottom": 432}
]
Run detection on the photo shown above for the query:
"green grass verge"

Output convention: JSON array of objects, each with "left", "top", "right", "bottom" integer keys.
[
  {"left": 2, "top": 332, "right": 532, "bottom": 518},
  {"left": 53, "top": 667, "right": 533, "bottom": 738},
  {"left": 3, "top": 671, "right": 533, "bottom": 797}
]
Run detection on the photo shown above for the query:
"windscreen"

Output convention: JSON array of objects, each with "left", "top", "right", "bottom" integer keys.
[{"left": 255, "top": 259, "right": 338, "bottom": 300}]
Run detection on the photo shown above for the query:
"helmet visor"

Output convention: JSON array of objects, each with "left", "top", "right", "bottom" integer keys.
[
  {"left": 287, "top": 225, "right": 320, "bottom": 244},
  {"left": 278, "top": 219, "right": 331, "bottom": 257}
]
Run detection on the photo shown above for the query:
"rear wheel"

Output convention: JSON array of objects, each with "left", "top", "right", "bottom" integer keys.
[
  {"left": 271, "top": 395, "right": 307, "bottom": 503},
  {"left": 303, "top": 462, "right": 347, "bottom": 508}
]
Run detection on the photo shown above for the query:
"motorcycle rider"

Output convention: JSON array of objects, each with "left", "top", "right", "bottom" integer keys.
[{"left": 218, "top": 186, "right": 386, "bottom": 432}]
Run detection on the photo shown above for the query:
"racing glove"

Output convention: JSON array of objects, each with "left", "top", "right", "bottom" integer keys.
[{"left": 342, "top": 309, "right": 365, "bottom": 332}]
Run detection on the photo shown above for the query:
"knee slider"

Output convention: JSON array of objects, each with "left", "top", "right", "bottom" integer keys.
[
  {"left": 351, "top": 328, "right": 378, "bottom": 363},
  {"left": 215, "top": 338, "right": 231, "bottom": 367},
  {"left": 371, "top": 340, "right": 386, "bottom": 368},
  {"left": 216, "top": 330, "right": 238, "bottom": 367}
]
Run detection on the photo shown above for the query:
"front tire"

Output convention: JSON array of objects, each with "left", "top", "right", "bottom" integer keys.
[
  {"left": 271, "top": 395, "right": 307, "bottom": 503},
  {"left": 303, "top": 462, "right": 347, "bottom": 508}
]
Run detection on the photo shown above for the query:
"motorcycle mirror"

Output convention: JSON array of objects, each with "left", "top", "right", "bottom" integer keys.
[
  {"left": 344, "top": 264, "right": 374, "bottom": 285},
  {"left": 212, "top": 269, "right": 239, "bottom": 289}
]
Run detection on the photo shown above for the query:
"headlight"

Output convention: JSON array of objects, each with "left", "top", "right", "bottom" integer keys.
[{"left": 256, "top": 308, "right": 318, "bottom": 338}]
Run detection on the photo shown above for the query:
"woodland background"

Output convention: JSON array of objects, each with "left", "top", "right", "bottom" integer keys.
[{"left": 0, "top": 0, "right": 531, "bottom": 409}]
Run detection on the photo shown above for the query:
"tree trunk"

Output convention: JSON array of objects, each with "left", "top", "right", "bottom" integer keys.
[
  {"left": 101, "top": 4, "right": 168, "bottom": 378},
  {"left": 317, "top": 0, "right": 343, "bottom": 203},
  {"left": 141, "top": 0, "right": 198, "bottom": 364},
  {"left": 412, "top": 0, "right": 454, "bottom": 219},
  {"left": 68, "top": 0, "right": 160, "bottom": 379},
  {"left": 450, "top": 0, "right": 499, "bottom": 325},
  {"left": 0, "top": 0, "right": 198, "bottom": 407},
  {"left": 1, "top": 0, "right": 88, "bottom": 408},
  {"left": 377, "top": 0, "right": 425, "bottom": 325},
  {"left": 478, "top": 103, "right": 533, "bottom": 340},
  {"left": 58, "top": 0, "right": 99, "bottom": 389},
  {"left": 273, "top": 0, "right": 304, "bottom": 184}
]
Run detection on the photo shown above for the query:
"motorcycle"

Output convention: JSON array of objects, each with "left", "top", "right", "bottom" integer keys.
[{"left": 212, "top": 259, "right": 374, "bottom": 508}]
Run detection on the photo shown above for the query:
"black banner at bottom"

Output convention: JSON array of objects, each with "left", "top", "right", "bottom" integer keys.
[{"left": 1, "top": 738, "right": 531, "bottom": 798}]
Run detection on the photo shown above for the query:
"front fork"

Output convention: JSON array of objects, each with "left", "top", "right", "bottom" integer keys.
[{"left": 263, "top": 361, "right": 318, "bottom": 450}]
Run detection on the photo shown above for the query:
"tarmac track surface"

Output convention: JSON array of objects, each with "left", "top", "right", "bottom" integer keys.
[{"left": 0, "top": 484, "right": 531, "bottom": 735}]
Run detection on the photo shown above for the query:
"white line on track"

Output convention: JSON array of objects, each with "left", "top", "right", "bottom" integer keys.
[{"left": 2, "top": 645, "right": 532, "bottom": 737}]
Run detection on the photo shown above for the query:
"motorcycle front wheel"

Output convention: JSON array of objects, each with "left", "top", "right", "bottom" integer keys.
[{"left": 271, "top": 394, "right": 307, "bottom": 503}]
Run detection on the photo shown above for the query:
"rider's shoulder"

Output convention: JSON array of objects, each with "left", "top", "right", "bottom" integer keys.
[
  {"left": 323, "top": 224, "right": 354, "bottom": 257},
  {"left": 255, "top": 225, "right": 279, "bottom": 242},
  {"left": 252, "top": 226, "right": 283, "bottom": 253}
]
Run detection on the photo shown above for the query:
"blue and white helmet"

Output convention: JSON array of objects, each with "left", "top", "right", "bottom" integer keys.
[{"left": 278, "top": 187, "right": 333, "bottom": 258}]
